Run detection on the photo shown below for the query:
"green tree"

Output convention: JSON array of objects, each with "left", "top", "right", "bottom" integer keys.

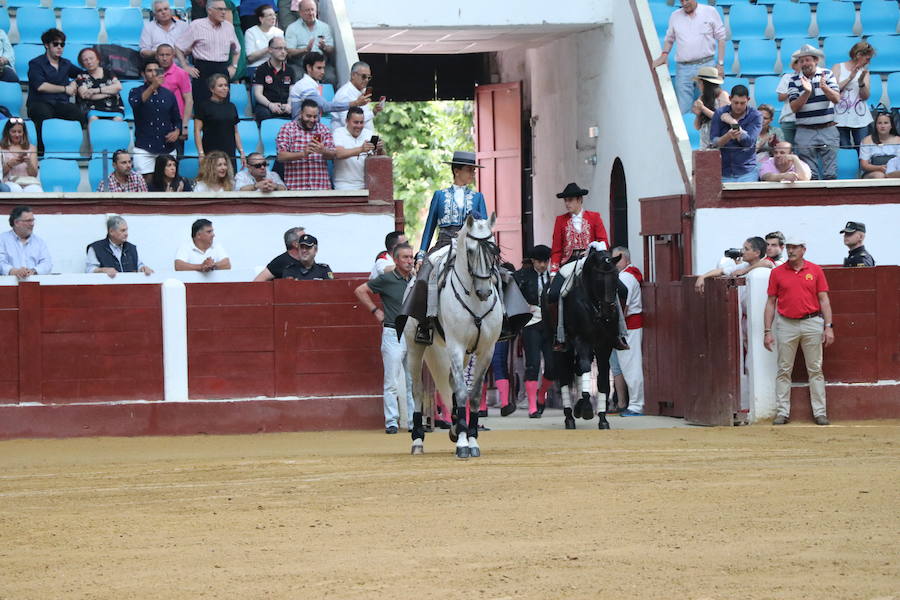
[{"left": 377, "top": 101, "right": 474, "bottom": 246}]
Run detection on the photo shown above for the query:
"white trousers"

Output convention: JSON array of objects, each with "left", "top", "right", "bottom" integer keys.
[
  {"left": 381, "top": 327, "right": 414, "bottom": 429},
  {"left": 614, "top": 328, "right": 644, "bottom": 413}
]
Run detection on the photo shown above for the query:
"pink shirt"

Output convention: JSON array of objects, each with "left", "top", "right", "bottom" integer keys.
[
  {"left": 758, "top": 157, "right": 811, "bottom": 179},
  {"left": 161, "top": 64, "right": 192, "bottom": 118},
  {"left": 664, "top": 4, "right": 726, "bottom": 63},
  {"left": 177, "top": 17, "right": 238, "bottom": 62}
]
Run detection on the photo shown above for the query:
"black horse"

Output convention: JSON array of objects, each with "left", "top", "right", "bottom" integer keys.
[{"left": 546, "top": 247, "right": 622, "bottom": 430}]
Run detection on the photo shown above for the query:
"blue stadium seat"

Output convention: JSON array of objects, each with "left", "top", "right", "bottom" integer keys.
[
  {"left": 229, "top": 83, "right": 250, "bottom": 118},
  {"left": 737, "top": 39, "right": 778, "bottom": 76},
  {"left": 650, "top": 3, "right": 676, "bottom": 41},
  {"left": 321, "top": 83, "right": 334, "bottom": 102},
  {"left": 867, "top": 74, "right": 884, "bottom": 108},
  {"left": 724, "top": 41, "right": 737, "bottom": 75},
  {"left": 727, "top": 3, "right": 768, "bottom": 40},
  {"left": 15, "top": 8, "right": 57, "bottom": 45},
  {"left": 814, "top": 1, "right": 856, "bottom": 38},
  {"left": 39, "top": 158, "right": 81, "bottom": 192},
  {"left": 772, "top": 2, "right": 812, "bottom": 39},
  {"left": 238, "top": 119, "right": 260, "bottom": 154},
  {"left": 753, "top": 75, "right": 782, "bottom": 107},
  {"left": 682, "top": 113, "right": 699, "bottom": 150},
  {"left": 41, "top": 118, "right": 83, "bottom": 157},
  {"left": 860, "top": 1, "right": 900, "bottom": 36},
  {"left": 6, "top": 0, "right": 42, "bottom": 7},
  {"left": 60, "top": 8, "right": 101, "bottom": 44},
  {"left": 260, "top": 118, "right": 284, "bottom": 158},
  {"left": 714, "top": 0, "right": 739, "bottom": 6},
  {"left": 24, "top": 119, "right": 37, "bottom": 146},
  {"left": 14, "top": 44, "right": 43, "bottom": 81},
  {"left": 88, "top": 156, "right": 112, "bottom": 190},
  {"left": 62, "top": 44, "right": 92, "bottom": 66},
  {"left": 88, "top": 119, "right": 131, "bottom": 154},
  {"left": 779, "top": 37, "right": 818, "bottom": 68},
  {"left": 0, "top": 8, "right": 10, "bottom": 33},
  {"left": 178, "top": 157, "right": 198, "bottom": 180},
  {"left": 183, "top": 119, "right": 198, "bottom": 157},
  {"left": 837, "top": 148, "right": 859, "bottom": 179},
  {"left": 0, "top": 81, "right": 23, "bottom": 116},
  {"left": 868, "top": 35, "right": 900, "bottom": 74},
  {"left": 53, "top": 0, "right": 87, "bottom": 6},
  {"left": 103, "top": 8, "right": 145, "bottom": 44},
  {"left": 821, "top": 36, "right": 862, "bottom": 66},
  {"left": 723, "top": 77, "right": 750, "bottom": 95},
  {"left": 104, "top": 0, "right": 136, "bottom": 7},
  {"left": 887, "top": 72, "right": 900, "bottom": 108},
  {"left": 120, "top": 80, "right": 144, "bottom": 120}
]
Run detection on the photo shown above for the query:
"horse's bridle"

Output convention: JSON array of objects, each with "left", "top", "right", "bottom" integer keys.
[
  {"left": 447, "top": 230, "right": 501, "bottom": 353},
  {"left": 464, "top": 231, "right": 500, "bottom": 281}
]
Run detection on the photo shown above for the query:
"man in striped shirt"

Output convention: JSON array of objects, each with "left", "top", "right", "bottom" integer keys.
[
  {"left": 176, "top": 0, "right": 239, "bottom": 104},
  {"left": 788, "top": 45, "right": 841, "bottom": 180}
]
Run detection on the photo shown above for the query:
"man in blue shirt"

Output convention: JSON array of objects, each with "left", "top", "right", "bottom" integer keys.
[
  {"left": 0, "top": 206, "right": 52, "bottom": 279},
  {"left": 710, "top": 85, "right": 762, "bottom": 183},
  {"left": 129, "top": 59, "right": 182, "bottom": 178}
]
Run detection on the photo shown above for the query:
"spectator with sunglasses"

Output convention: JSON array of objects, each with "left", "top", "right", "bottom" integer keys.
[
  {"left": 26, "top": 29, "right": 86, "bottom": 156},
  {"left": 234, "top": 152, "right": 286, "bottom": 191}
]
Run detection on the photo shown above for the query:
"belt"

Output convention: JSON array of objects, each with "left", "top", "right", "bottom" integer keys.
[
  {"left": 782, "top": 312, "right": 822, "bottom": 320},
  {"left": 678, "top": 55, "right": 714, "bottom": 66},
  {"left": 797, "top": 122, "right": 836, "bottom": 130},
  {"left": 194, "top": 58, "right": 229, "bottom": 66}
]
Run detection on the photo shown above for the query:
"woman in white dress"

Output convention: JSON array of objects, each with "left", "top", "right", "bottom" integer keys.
[
  {"left": 243, "top": 5, "right": 283, "bottom": 81},
  {"left": 858, "top": 112, "right": 900, "bottom": 179},
  {"left": 832, "top": 41, "right": 875, "bottom": 151}
]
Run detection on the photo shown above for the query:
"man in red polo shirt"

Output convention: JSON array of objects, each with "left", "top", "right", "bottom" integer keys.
[{"left": 763, "top": 237, "right": 835, "bottom": 425}]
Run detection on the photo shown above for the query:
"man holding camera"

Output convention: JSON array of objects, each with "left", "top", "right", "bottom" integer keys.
[
  {"left": 710, "top": 85, "right": 762, "bottom": 183},
  {"left": 694, "top": 236, "right": 770, "bottom": 294}
]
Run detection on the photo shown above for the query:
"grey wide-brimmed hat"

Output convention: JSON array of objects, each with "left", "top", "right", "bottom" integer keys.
[
  {"left": 443, "top": 151, "right": 484, "bottom": 168},
  {"left": 794, "top": 44, "right": 825, "bottom": 62}
]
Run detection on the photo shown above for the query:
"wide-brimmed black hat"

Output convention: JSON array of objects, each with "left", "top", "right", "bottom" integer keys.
[
  {"left": 527, "top": 245, "right": 551, "bottom": 262},
  {"left": 443, "top": 151, "right": 484, "bottom": 168},
  {"left": 556, "top": 182, "right": 588, "bottom": 198},
  {"left": 839, "top": 221, "right": 866, "bottom": 234}
]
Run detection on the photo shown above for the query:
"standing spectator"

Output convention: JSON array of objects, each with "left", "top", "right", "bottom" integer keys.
[
  {"left": 253, "top": 225, "right": 305, "bottom": 281},
  {"left": 288, "top": 52, "right": 368, "bottom": 120},
  {"left": 513, "top": 244, "right": 556, "bottom": 418},
  {"left": 759, "top": 141, "right": 812, "bottom": 183},
  {"left": 789, "top": 45, "right": 841, "bottom": 180},
  {"left": 764, "top": 231, "right": 786, "bottom": 266},
  {"left": 333, "top": 107, "right": 379, "bottom": 190},
  {"left": 0, "top": 119, "right": 42, "bottom": 192},
  {"left": 611, "top": 246, "right": 645, "bottom": 417},
  {"left": 284, "top": 0, "right": 335, "bottom": 83},
  {"left": 777, "top": 52, "right": 801, "bottom": 145},
  {"left": 252, "top": 37, "right": 294, "bottom": 122},
  {"left": 858, "top": 113, "right": 900, "bottom": 179},
  {"left": 276, "top": 98, "right": 335, "bottom": 190},
  {"left": 369, "top": 231, "right": 407, "bottom": 279},
  {"left": 157, "top": 44, "right": 193, "bottom": 135},
  {"left": 129, "top": 59, "right": 182, "bottom": 178},
  {"left": 97, "top": 150, "right": 149, "bottom": 192},
  {"left": 651, "top": 0, "right": 726, "bottom": 115},
  {"left": 832, "top": 41, "right": 875, "bottom": 151},
  {"left": 86, "top": 216, "right": 154, "bottom": 278},
  {"left": 238, "top": 0, "right": 276, "bottom": 32},
  {"left": 755, "top": 104, "right": 783, "bottom": 163},
  {"left": 695, "top": 236, "right": 771, "bottom": 293},
  {"left": 26, "top": 29, "right": 85, "bottom": 156},
  {"left": 147, "top": 155, "right": 193, "bottom": 192},
  {"left": 839, "top": 221, "right": 875, "bottom": 267},
  {"left": 234, "top": 152, "right": 286, "bottom": 191},
  {"left": 176, "top": 0, "right": 240, "bottom": 104},
  {"left": 331, "top": 61, "right": 381, "bottom": 131},
  {"left": 710, "top": 85, "right": 762, "bottom": 183},
  {"left": 690, "top": 66, "right": 729, "bottom": 149},
  {"left": 140, "top": 0, "right": 190, "bottom": 66},
  {"left": 0, "top": 206, "right": 51, "bottom": 278},
  {"left": 0, "top": 27, "right": 18, "bottom": 83},
  {"left": 194, "top": 74, "right": 244, "bottom": 169},
  {"left": 763, "top": 238, "right": 834, "bottom": 426},
  {"left": 194, "top": 150, "right": 235, "bottom": 192},
  {"left": 174, "top": 218, "right": 231, "bottom": 271},
  {"left": 354, "top": 242, "right": 416, "bottom": 434},
  {"left": 244, "top": 5, "right": 283, "bottom": 80},
  {"left": 75, "top": 48, "right": 124, "bottom": 122}
]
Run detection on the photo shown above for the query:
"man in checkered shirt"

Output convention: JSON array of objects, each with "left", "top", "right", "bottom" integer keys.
[
  {"left": 276, "top": 98, "right": 335, "bottom": 190},
  {"left": 97, "top": 150, "right": 149, "bottom": 193}
]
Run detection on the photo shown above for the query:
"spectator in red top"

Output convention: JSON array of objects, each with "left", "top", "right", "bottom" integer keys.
[
  {"left": 763, "top": 237, "right": 835, "bottom": 426},
  {"left": 275, "top": 97, "right": 335, "bottom": 190}
]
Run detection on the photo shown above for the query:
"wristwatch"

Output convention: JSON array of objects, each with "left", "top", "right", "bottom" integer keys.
[{"left": 825, "top": 323, "right": 834, "bottom": 328}]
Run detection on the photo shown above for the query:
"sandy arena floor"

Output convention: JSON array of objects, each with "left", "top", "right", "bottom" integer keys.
[{"left": 0, "top": 420, "right": 898, "bottom": 600}]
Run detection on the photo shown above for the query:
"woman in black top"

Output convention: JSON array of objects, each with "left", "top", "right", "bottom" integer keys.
[
  {"left": 194, "top": 73, "right": 245, "bottom": 169},
  {"left": 148, "top": 155, "right": 193, "bottom": 192},
  {"left": 76, "top": 47, "right": 124, "bottom": 121}
]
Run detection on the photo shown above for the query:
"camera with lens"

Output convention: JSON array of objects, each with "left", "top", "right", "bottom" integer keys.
[{"left": 724, "top": 248, "right": 742, "bottom": 260}]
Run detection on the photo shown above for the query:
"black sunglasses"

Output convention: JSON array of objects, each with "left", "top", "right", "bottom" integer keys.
[
  {"left": 50, "top": 41, "right": 66, "bottom": 48},
  {"left": 249, "top": 162, "right": 267, "bottom": 168}
]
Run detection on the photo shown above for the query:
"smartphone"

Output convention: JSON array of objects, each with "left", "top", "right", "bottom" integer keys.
[
  {"left": 312, "top": 134, "right": 321, "bottom": 143},
  {"left": 369, "top": 135, "right": 380, "bottom": 147},
  {"left": 730, "top": 123, "right": 740, "bottom": 131},
  {"left": 378, "top": 96, "right": 386, "bottom": 110},
  {"left": 365, "top": 86, "right": 374, "bottom": 97}
]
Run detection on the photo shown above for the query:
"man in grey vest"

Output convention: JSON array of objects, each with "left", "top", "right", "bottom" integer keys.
[{"left": 85, "top": 216, "right": 154, "bottom": 278}]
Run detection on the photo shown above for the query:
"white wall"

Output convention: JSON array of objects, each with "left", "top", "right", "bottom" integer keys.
[
  {"left": 694, "top": 204, "right": 899, "bottom": 272},
  {"left": 25, "top": 212, "right": 394, "bottom": 276},
  {"left": 346, "top": 0, "right": 610, "bottom": 27}
]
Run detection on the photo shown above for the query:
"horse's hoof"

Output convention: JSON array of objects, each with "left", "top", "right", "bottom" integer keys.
[
  {"left": 577, "top": 396, "right": 594, "bottom": 420},
  {"left": 411, "top": 439, "right": 424, "bottom": 455},
  {"left": 449, "top": 428, "right": 458, "bottom": 443},
  {"left": 456, "top": 446, "right": 470, "bottom": 459},
  {"left": 565, "top": 417, "right": 576, "bottom": 430},
  {"left": 468, "top": 439, "right": 480, "bottom": 458},
  {"left": 598, "top": 415, "right": 611, "bottom": 430}
]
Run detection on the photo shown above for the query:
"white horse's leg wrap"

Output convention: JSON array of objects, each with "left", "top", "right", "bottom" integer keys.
[
  {"left": 560, "top": 385, "right": 573, "bottom": 409},
  {"left": 580, "top": 372, "right": 592, "bottom": 395}
]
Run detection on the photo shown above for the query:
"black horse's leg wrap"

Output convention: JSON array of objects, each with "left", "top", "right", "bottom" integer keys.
[
  {"left": 411, "top": 411, "right": 425, "bottom": 441},
  {"left": 454, "top": 404, "right": 468, "bottom": 439},
  {"left": 468, "top": 407, "right": 479, "bottom": 439}
]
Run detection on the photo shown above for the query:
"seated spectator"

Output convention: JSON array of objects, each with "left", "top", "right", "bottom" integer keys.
[
  {"left": 333, "top": 107, "right": 380, "bottom": 190},
  {"left": 148, "top": 155, "right": 193, "bottom": 192},
  {"left": 884, "top": 155, "right": 900, "bottom": 178},
  {"left": 710, "top": 85, "right": 761, "bottom": 183},
  {"left": 86, "top": 215, "right": 154, "bottom": 278},
  {"left": 764, "top": 231, "right": 786, "bottom": 266},
  {"left": 369, "top": 231, "right": 407, "bottom": 279},
  {"left": 0, "top": 119, "right": 42, "bottom": 192},
  {"left": 195, "top": 74, "right": 244, "bottom": 169},
  {"left": 194, "top": 150, "right": 235, "bottom": 191},
  {"left": 252, "top": 37, "right": 294, "bottom": 122},
  {"left": 0, "top": 206, "right": 51, "bottom": 278},
  {"left": 0, "top": 27, "right": 18, "bottom": 83},
  {"left": 97, "top": 150, "right": 149, "bottom": 192},
  {"left": 235, "top": 152, "right": 286, "bottom": 191},
  {"left": 76, "top": 48, "right": 124, "bottom": 122},
  {"left": 859, "top": 113, "right": 900, "bottom": 179},
  {"left": 694, "top": 236, "right": 770, "bottom": 293},
  {"left": 157, "top": 44, "right": 193, "bottom": 136},
  {"left": 130, "top": 59, "right": 182, "bottom": 178},
  {"left": 244, "top": 5, "right": 283, "bottom": 80},
  {"left": 690, "top": 66, "right": 729, "bottom": 149},
  {"left": 174, "top": 218, "right": 231, "bottom": 271},
  {"left": 331, "top": 61, "right": 382, "bottom": 131},
  {"left": 176, "top": 0, "right": 240, "bottom": 104},
  {"left": 288, "top": 51, "right": 368, "bottom": 120},
  {"left": 285, "top": 0, "right": 335, "bottom": 83},
  {"left": 282, "top": 233, "right": 333, "bottom": 280},
  {"left": 26, "top": 29, "right": 85, "bottom": 156},
  {"left": 276, "top": 98, "right": 335, "bottom": 190},
  {"left": 755, "top": 104, "right": 783, "bottom": 163},
  {"left": 140, "top": 0, "right": 190, "bottom": 66},
  {"left": 238, "top": 0, "right": 276, "bottom": 32},
  {"left": 759, "top": 141, "right": 811, "bottom": 183},
  {"left": 253, "top": 225, "right": 305, "bottom": 280},
  {"left": 832, "top": 41, "right": 875, "bottom": 151}
]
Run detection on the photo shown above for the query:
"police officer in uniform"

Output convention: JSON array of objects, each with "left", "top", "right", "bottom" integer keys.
[
  {"left": 840, "top": 221, "right": 875, "bottom": 267},
  {"left": 283, "top": 234, "right": 335, "bottom": 280}
]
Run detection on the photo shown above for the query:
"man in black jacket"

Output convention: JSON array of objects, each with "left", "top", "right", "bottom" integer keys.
[
  {"left": 85, "top": 216, "right": 154, "bottom": 278},
  {"left": 513, "top": 245, "right": 556, "bottom": 418}
]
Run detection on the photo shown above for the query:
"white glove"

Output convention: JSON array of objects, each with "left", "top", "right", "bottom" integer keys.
[{"left": 589, "top": 241, "right": 608, "bottom": 252}]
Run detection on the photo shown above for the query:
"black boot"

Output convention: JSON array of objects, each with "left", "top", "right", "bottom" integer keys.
[
  {"left": 564, "top": 407, "right": 576, "bottom": 430},
  {"left": 597, "top": 412, "right": 611, "bottom": 430},
  {"left": 614, "top": 336, "right": 630, "bottom": 351},
  {"left": 415, "top": 317, "right": 434, "bottom": 345}
]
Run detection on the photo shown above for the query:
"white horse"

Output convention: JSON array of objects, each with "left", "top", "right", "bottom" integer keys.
[{"left": 404, "top": 214, "right": 503, "bottom": 459}]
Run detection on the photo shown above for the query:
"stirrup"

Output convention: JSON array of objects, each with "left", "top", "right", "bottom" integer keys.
[
  {"left": 614, "top": 337, "right": 630, "bottom": 351},
  {"left": 415, "top": 321, "right": 434, "bottom": 345}
]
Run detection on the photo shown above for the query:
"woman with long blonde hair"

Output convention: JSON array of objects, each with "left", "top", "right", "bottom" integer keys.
[{"left": 194, "top": 150, "right": 234, "bottom": 192}]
